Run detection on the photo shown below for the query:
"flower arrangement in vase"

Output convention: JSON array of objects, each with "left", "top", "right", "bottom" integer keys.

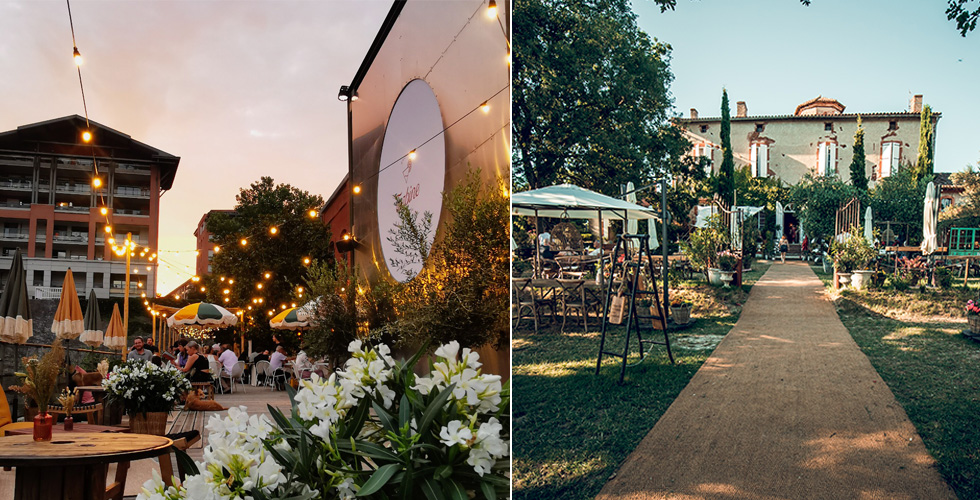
[
  {"left": 8, "top": 340, "right": 64, "bottom": 441},
  {"left": 136, "top": 340, "right": 509, "bottom": 500},
  {"left": 103, "top": 360, "right": 191, "bottom": 435},
  {"left": 57, "top": 388, "right": 76, "bottom": 430}
]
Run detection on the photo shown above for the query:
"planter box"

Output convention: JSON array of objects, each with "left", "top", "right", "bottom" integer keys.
[{"left": 970, "top": 316, "right": 980, "bottom": 335}]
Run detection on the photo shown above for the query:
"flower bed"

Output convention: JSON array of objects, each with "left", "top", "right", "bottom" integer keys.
[{"left": 138, "top": 340, "right": 510, "bottom": 500}]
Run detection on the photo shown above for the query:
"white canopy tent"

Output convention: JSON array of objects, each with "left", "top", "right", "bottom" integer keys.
[{"left": 512, "top": 184, "right": 660, "bottom": 279}]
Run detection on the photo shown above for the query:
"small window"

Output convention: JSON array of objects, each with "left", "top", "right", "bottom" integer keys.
[
  {"left": 888, "top": 121, "right": 898, "bottom": 131},
  {"left": 940, "top": 197, "right": 953, "bottom": 210},
  {"left": 755, "top": 124, "right": 764, "bottom": 133},
  {"left": 700, "top": 125, "right": 709, "bottom": 133},
  {"left": 824, "top": 122, "right": 833, "bottom": 131}
]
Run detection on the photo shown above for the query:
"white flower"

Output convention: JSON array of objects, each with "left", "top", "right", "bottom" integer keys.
[
  {"left": 439, "top": 420, "right": 473, "bottom": 448},
  {"left": 337, "top": 477, "right": 359, "bottom": 500},
  {"left": 466, "top": 417, "right": 508, "bottom": 477},
  {"left": 466, "top": 448, "right": 495, "bottom": 477}
]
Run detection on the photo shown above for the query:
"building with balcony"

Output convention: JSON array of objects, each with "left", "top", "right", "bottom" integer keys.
[
  {"left": 0, "top": 115, "right": 179, "bottom": 299},
  {"left": 676, "top": 94, "right": 940, "bottom": 186}
]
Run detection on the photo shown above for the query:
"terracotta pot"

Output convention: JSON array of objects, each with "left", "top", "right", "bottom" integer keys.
[
  {"left": 129, "top": 411, "right": 169, "bottom": 435},
  {"left": 33, "top": 412, "right": 53, "bottom": 442}
]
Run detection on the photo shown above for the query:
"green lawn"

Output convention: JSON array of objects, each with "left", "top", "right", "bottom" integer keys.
[
  {"left": 513, "top": 262, "right": 770, "bottom": 500},
  {"left": 813, "top": 264, "right": 980, "bottom": 499}
]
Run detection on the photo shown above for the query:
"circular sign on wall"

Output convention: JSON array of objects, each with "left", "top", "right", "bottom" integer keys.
[{"left": 376, "top": 79, "right": 446, "bottom": 282}]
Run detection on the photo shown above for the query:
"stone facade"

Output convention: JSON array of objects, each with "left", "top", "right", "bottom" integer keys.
[{"left": 676, "top": 95, "right": 940, "bottom": 187}]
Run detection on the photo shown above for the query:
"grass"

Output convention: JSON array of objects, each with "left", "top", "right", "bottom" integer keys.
[
  {"left": 512, "top": 261, "right": 770, "bottom": 500},
  {"left": 812, "top": 264, "right": 980, "bottom": 499}
]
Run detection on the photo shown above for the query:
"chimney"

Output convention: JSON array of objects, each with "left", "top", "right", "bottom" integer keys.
[
  {"left": 736, "top": 101, "right": 747, "bottom": 118},
  {"left": 690, "top": 108, "right": 698, "bottom": 119},
  {"left": 910, "top": 94, "right": 923, "bottom": 113}
]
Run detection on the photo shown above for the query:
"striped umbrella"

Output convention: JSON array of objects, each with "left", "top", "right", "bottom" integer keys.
[
  {"left": 52, "top": 268, "right": 84, "bottom": 340},
  {"left": 79, "top": 288, "right": 103, "bottom": 347},
  {"left": 0, "top": 248, "right": 32, "bottom": 344},
  {"left": 103, "top": 303, "right": 126, "bottom": 351},
  {"left": 167, "top": 302, "right": 238, "bottom": 329},
  {"left": 269, "top": 306, "right": 308, "bottom": 331},
  {"left": 294, "top": 297, "right": 321, "bottom": 322}
]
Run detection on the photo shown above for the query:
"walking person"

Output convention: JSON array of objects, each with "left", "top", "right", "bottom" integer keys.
[{"left": 779, "top": 235, "right": 789, "bottom": 264}]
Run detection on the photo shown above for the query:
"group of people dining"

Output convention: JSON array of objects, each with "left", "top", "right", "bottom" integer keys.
[{"left": 129, "top": 336, "right": 328, "bottom": 391}]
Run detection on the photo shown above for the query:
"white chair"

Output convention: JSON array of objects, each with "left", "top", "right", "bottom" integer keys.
[
  {"left": 254, "top": 360, "right": 271, "bottom": 387},
  {"left": 312, "top": 362, "right": 330, "bottom": 378},
  {"left": 268, "top": 363, "right": 288, "bottom": 391}
]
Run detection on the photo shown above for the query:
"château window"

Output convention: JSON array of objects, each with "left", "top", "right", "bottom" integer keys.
[
  {"left": 750, "top": 143, "right": 768, "bottom": 178},
  {"left": 824, "top": 122, "right": 833, "bottom": 131},
  {"left": 700, "top": 125, "right": 709, "bottom": 133},
  {"left": 817, "top": 141, "right": 837, "bottom": 176},
  {"left": 695, "top": 143, "right": 714, "bottom": 174},
  {"left": 888, "top": 121, "right": 898, "bottom": 131},
  {"left": 880, "top": 141, "right": 901, "bottom": 178}
]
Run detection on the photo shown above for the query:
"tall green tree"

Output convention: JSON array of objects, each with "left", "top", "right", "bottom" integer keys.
[
  {"left": 513, "top": 0, "right": 675, "bottom": 195},
  {"left": 718, "top": 88, "right": 735, "bottom": 205},
  {"left": 205, "top": 177, "right": 333, "bottom": 342},
  {"left": 788, "top": 173, "right": 862, "bottom": 242},
  {"left": 915, "top": 104, "right": 935, "bottom": 182},
  {"left": 849, "top": 116, "right": 869, "bottom": 190},
  {"left": 869, "top": 166, "right": 929, "bottom": 244}
]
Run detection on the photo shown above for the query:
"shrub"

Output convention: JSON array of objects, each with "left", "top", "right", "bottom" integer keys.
[
  {"left": 935, "top": 267, "right": 953, "bottom": 289},
  {"left": 716, "top": 251, "right": 738, "bottom": 272},
  {"left": 830, "top": 227, "right": 876, "bottom": 272},
  {"left": 681, "top": 214, "right": 730, "bottom": 274}
]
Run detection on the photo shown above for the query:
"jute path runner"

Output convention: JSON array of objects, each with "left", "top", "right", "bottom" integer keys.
[{"left": 598, "top": 262, "right": 955, "bottom": 500}]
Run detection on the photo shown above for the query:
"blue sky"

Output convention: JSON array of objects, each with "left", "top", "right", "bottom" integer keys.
[{"left": 631, "top": 0, "right": 980, "bottom": 173}]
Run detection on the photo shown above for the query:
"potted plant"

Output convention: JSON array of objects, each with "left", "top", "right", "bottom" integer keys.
[
  {"left": 9, "top": 341, "right": 64, "bottom": 441},
  {"left": 138, "top": 340, "right": 510, "bottom": 500},
  {"left": 670, "top": 298, "right": 693, "bottom": 325},
  {"left": 966, "top": 299, "right": 980, "bottom": 334},
  {"left": 831, "top": 228, "right": 876, "bottom": 290},
  {"left": 57, "top": 388, "right": 76, "bottom": 431},
  {"left": 682, "top": 214, "right": 729, "bottom": 285},
  {"left": 103, "top": 359, "right": 191, "bottom": 435},
  {"left": 716, "top": 251, "right": 738, "bottom": 287}
]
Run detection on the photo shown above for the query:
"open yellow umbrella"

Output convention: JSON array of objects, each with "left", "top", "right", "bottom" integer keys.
[
  {"left": 103, "top": 303, "right": 126, "bottom": 353},
  {"left": 52, "top": 268, "right": 84, "bottom": 340},
  {"left": 269, "top": 306, "right": 308, "bottom": 331},
  {"left": 167, "top": 302, "right": 238, "bottom": 329}
]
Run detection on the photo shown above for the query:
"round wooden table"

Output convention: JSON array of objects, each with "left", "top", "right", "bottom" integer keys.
[{"left": 0, "top": 433, "right": 172, "bottom": 500}]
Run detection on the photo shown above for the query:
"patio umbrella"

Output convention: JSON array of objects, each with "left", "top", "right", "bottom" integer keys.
[
  {"left": 52, "top": 268, "right": 84, "bottom": 340},
  {"left": 79, "top": 288, "right": 103, "bottom": 347},
  {"left": 0, "top": 248, "right": 32, "bottom": 344},
  {"left": 295, "top": 297, "right": 321, "bottom": 322},
  {"left": 921, "top": 181, "right": 939, "bottom": 255},
  {"left": 626, "top": 182, "right": 638, "bottom": 242},
  {"left": 864, "top": 207, "right": 874, "bottom": 246},
  {"left": 103, "top": 303, "right": 126, "bottom": 351},
  {"left": 269, "top": 306, "right": 308, "bottom": 331},
  {"left": 167, "top": 302, "right": 238, "bottom": 329}
]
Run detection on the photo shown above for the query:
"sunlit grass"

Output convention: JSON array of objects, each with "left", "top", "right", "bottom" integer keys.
[
  {"left": 512, "top": 262, "right": 770, "bottom": 500},
  {"left": 814, "top": 264, "right": 980, "bottom": 499}
]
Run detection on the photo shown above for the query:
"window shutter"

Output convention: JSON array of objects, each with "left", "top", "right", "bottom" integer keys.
[
  {"left": 829, "top": 142, "right": 837, "bottom": 174},
  {"left": 760, "top": 144, "right": 768, "bottom": 177},
  {"left": 817, "top": 143, "right": 827, "bottom": 175},
  {"left": 892, "top": 143, "right": 901, "bottom": 173},
  {"left": 750, "top": 144, "right": 758, "bottom": 177}
]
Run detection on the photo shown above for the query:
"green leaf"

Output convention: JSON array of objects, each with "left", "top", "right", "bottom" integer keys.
[
  {"left": 435, "top": 465, "right": 452, "bottom": 480},
  {"left": 443, "top": 479, "right": 467, "bottom": 500},
  {"left": 336, "top": 439, "right": 401, "bottom": 462},
  {"left": 398, "top": 394, "right": 411, "bottom": 428},
  {"left": 419, "top": 478, "right": 446, "bottom": 500},
  {"left": 419, "top": 383, "right": 456, "bottom": 436},
  {"left": 357, "top": 464, "right": 400, "bottom": 497},
  {"left": 173, "top": 446, "right": 199, "bottom": 476},
  {"left": 267, "top": 403, "right": 294, "bottom": 431},
  {"left": 373, "top": 401, "right": 398, "bottom": 434},
  {"left": 479, "top": 481, "right": 497, "bottom": 500}
]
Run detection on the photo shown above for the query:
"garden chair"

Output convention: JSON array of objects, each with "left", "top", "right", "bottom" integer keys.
[
  {"left": 268, "top": 364, "right": 289, "bottom": 391},
  {"left": 254, "top": 360, "right": 272, "bottom": 387},
  {"left": 556, "top": 278, "right": 589, "bottom": 333},
  {"left": 513, "top": 278, "right": 555, "bottom": 333}
]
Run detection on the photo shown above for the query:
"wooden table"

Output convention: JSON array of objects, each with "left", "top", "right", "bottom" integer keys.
[
  {"left": 74, "top": 385, "right": 120, "bottom": 426},
  {"left": 0, "top": 433, "right": 172, "bottom": 500},
  {"left": 4, "top": 423, "right": 128, "bottom": 437}
]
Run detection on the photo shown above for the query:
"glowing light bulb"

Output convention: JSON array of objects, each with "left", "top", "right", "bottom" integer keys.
[
  {"left": 291, "top": 303, "right": 296, "bottom": 308},
  {"left": 220, "top": 276, "right": 226, "bottom": 282},
  {"left": 224, "top": 297, "right": 230, "bottom": 303},
  {"left": 281, "top": 304, "right": 287, "bottom": 310},
  {"left": 240, "top": 238, "right": 247, "bottom": 246},
  {"left": 92, "top": 177, "right": 102, "bottom": 188},
  {"left": 73, "top": 47, "right": 83, "bottom": 66},
  {"left": 303, "top": 257, "right": 310, "bottom": 265},
  {"left": 213, "top": 245, "right": 220, "bottom": 253},
  {"left": 481, "top": 101, "right": 490, "bottom": 113},
  {"left": 264, "top": 272, "right": 270, "bottom": 279},
  {"left": 353, "top": 185, "right": 361, "bottom": 194},
  {"left": 108, "top": 238, "right": 115, "bottom": 245},
  {"left": 308, "top": 209, "right": 318, "bottom": 218},
  {"left": 268, "top": 310, "right": 273, "bottom": 316},
  {"left": 257, "top": 283, "right": 263, "bottom": 289},
  {"left": 104, "top": 225, "right": 112, "bottom": 233},
  {"left": 100, "top": 207, "right": 108, "bottom": 215},
  {"left": 223, "top": 289, "right": 230, "bottom": 295},
  {"left": 297, "top": 287, "right": 304, "bottom": 293},
  {"left": 342, "top": 233, "right": 351, "bottom": 241},
  {"left": 408, "top": 149, "right": 417, "bottom": 160},
  {"left": 487, "top": 0, "right": 497, "bottom": 18},
  {"left": 269, "top": 226, "right": 278, "bottom": 235},
  {"left": 200, "top": 287, "right": 206, "bottom": 292}
]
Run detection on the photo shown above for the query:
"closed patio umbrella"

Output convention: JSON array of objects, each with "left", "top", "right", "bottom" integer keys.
[
  {"left": 79, "top": 288, "right": 103, "bottom": 347},
  {"left": 921, "top": 181, "right": 938, "bottom": 255},
  {"left": 103, "top": 303, "right": 126, "bottom": 352},
  {"left": 52, "top": 268, "right": 84, "bottom": 340},
  {"left": 864, "top": 207, "right": 874, "bottom": 246},
  {"left": 0, "top": 248, "right": 32, "bottom": 344}
]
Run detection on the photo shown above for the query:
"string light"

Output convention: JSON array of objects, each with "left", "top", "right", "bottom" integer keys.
[
  {"left": 481, "top": 101, "right": 490, "bottom": 113},
  {"left": 240, "top": 238, "right": 248, "bottom": 246},
  {"left": 264, "top": 272, "right": 271, "bottom": 279},
  {"left": 303, "top": 257, "right": 311, "bottom": 265},
  {"left": 73, "top": 47, "right": 83, "bottom": 66},
  {"left": 308, "top": 209, "right": 318, "bottom": 219},
  {"left": 269, "top": 226, "right": 278, "bottom": 235},
  {"left": 99, "top": 207, "right": 108, "bottom": 215},
  {"left": 487, "top": 0, "right": 497, "bottom": 18},
  {"left": 104, "top": 226, "right": 112, "bottom": 233},
  {"left": 408, "top": 149, "right": 417, "bottom": 160},
  {"left": 352, "top": 185, "right": 361, "bottom": 194},
  {"left": 257, "top": 283, "right": 263, "bottom": 289},
  {"left": 214, "top": 245, "right": 220, "bottom": 253}
]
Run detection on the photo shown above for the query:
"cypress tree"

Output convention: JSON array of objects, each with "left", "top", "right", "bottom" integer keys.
[
  {"left": 718, "top": 88, "right": 735, "bottom": 204},
  {"left": 849, "top": 116, "right": 868, "bottom": 190},
  {"left": 915, "top": 104, "right": 934, "bottom": 181}
]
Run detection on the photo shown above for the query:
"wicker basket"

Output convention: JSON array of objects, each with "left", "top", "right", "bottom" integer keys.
[
  {"left": 671, "top": 305, "right": 692, "bottom": 325},
  {"left": 129, "top": 411, "right": 169, "bottom": 435},
  {"left": 969, "top": 316, "right": 980, "bottom": 334}
]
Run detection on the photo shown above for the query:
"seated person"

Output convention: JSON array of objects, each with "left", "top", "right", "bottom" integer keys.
[
  {"left": 268, "top": 346, "right": 292, "bottom": 389},
  {"left": 538, "top": 229, "right": 555, "bottom": 259},
  {"left": 144, "top": 337, "right": 159, "bottom": 353},
  {"left": 129, "top": 336, "right": 154, "bottom": 362},
  {"left": 217, "top": 344, "right": 239, "bottom": 392},
  {"left": 293, "top": 348, "right": 320, "bottom": 379},
  {"left": 173, "top": 341, "right": 211, "bottom": 383}
]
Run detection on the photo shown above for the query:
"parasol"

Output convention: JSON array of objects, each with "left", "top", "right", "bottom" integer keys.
[
  {"left": 103, "top": 303, "right": 126, "bottom": 351},
  {"left": 920, "top": 181, "right": 938, "bottom": 255},
  {"left": 79, "top": 288, "right": 103, "bottom": 347},
  {"left": 864, "top": 207, "right": 874, "bottom": 246},
  {"left": 0, "top": 248, "right": 32, "bottom": 344},
  {"left": 167, "top": 302, "right": 238, "bottom": 329},
  {"left": 52, "top": 268, "right": 84, "bottom": 340},
  {"left": 269, "top": 306, "right": 308, "bottom": 331}
]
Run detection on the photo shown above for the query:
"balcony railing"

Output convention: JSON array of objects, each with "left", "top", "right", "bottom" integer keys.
[
  {"left": 54, "top": 205, "right": 91, "bottom": 213},
  {"left": 55, "top": 185, "right": 93, "bottom": 195},
  {"left": 0, "top": 201, "right": 30, "bottom": 209},
  {"left": 52, "top": 234, "right": 89, "bottom": 244},
  {"left": 1, "top": 231, "right": 29, "bottom": 241},
  {"left": 34, "top": 287, "right": 62, "bottom": 299},
  {"left": 0, "top": 180, "right": 32, "bottom": 190},
  {"left": 114, "top": 187, "right": 151, "bottom": 198}
]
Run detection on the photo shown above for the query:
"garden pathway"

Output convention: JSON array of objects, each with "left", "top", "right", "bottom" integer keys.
[{"left": 597, "top": 261, "right": 955, "bottom": 500}]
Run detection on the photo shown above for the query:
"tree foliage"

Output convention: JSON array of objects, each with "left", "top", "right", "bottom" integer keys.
[
  {"left": 940, "top": 163, "right": 980, "bottom": 231},
  {"left": 868, "top": 166, "right": 929, "bottom": 245},
  {"left": 947, "top": 0, "right": 980, "bottom": 35},
  {"left": 205, "top": 177, "right": 332, "bottom": 346},
  {"left": 914, "top": 104, "right": 935, "bottom": 183},
  {"left": 718, "top": 88, "right": 735, "bottom": 205},
  {"left": 513, "top": 0, "right": 675, "bottom": 195},
  {"left": 788, "top": 173, "right": 862, "bottom": 242},
  {"left": 849, "top": 116, "right": 869, "bottom": 190}
]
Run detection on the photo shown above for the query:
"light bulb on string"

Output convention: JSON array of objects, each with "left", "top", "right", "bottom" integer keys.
[
  {"left": 264, "top": 272, "right": 271, "bottom": 279},
  {"left": 73, "top": 47, "right": 83, "bottom": 66},
  {"left": 481, "top": 101, "right": 490, "bottom": 113},
  {"left": 213, "top": 245, "right": 220, "bottom": 253},
  {"left": 269, "top": 226, "right": 278, "bottom": 235},
  {"left": 228, "top": 279, "right": 234, "bottom": 284},
  {"left": 308, "top": 209, "right": 318, "bottom": 219},
  {"left": 104, "top": 225, "right": 112, "bottom": 233},
  {"left": 303, "top": 257, "right": 311, "bottom": 265},
  {"left": 240, "top": 238, "right": 247, "bottom": 246},
  {"left": 408, "top": 149, "right": 417, "bottom": 160},
  {"left": 92, "top": 177, "right": 102, "bottom": 188},
  {"left": 353, "top": 185, "right": 362, "bottom": 194},
  {"left": 100, "top": 207, "right": 108, "bottom": 215}
]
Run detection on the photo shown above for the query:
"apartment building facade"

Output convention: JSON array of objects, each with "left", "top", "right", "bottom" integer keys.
[
  {"left": 676, "top": 95, "right": 940, "bottom": 186},
  {"left": 0, "top": 115, "right": 179, "bottom": 298}
]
